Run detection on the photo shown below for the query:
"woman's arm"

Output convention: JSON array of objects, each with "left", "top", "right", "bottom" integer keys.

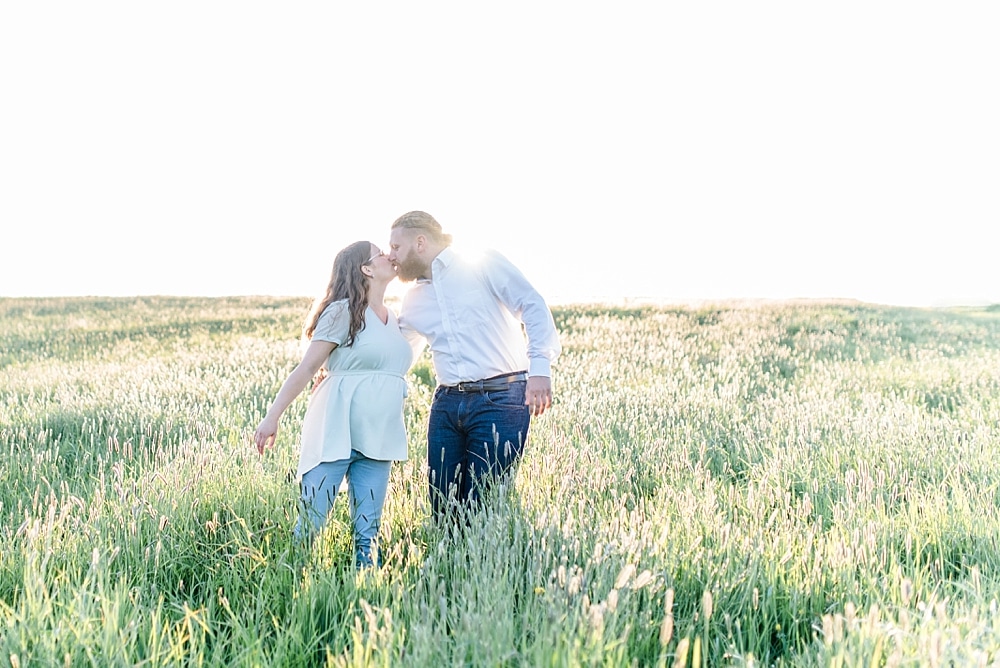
[{"left": 254, "top": 339, "right": 337, "bottom": 454}]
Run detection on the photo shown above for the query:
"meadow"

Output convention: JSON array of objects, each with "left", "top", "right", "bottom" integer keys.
[{"left": 2, "top": 295, "right": 1000, "bottom": 667}]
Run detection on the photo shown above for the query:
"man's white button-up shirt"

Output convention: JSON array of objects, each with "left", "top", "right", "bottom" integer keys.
[{"left": 398, "top": 247, "right": 562, "bottom": 386}]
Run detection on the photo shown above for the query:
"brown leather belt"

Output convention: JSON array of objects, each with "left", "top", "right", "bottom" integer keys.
[{"left": 443, "top": 372, "right": 527, "bottom": 393}]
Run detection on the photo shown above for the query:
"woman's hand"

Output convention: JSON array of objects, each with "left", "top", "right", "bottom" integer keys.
[
  {"left": 252, "top": 339, "right": 335, "bottom": 456},
  {"left": 254, "top": 415, "right": 279, "bottom": 455}
]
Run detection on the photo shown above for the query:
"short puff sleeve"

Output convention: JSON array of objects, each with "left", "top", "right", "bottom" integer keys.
[{"left": 311, "top": 299, "right": 350, "bottom": 344}]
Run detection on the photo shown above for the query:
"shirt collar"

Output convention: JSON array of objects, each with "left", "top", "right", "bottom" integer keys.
[{"left": 418, "top": 247, "right": 456, "bottom": 283}]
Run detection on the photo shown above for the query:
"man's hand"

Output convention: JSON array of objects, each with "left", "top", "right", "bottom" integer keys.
[
  {"left": 525, "top": 376, "right": 553, "bottom": 417},
  {"left": 311, "top": 368, "right": 328, "bottom": 394}
]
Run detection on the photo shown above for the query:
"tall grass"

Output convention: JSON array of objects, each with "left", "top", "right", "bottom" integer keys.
[{"left": 2, "top": 296, "right": 1000, "bottom": 665}]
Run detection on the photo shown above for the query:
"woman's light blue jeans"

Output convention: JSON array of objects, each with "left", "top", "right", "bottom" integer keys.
[{"left": 295, "top": 449, "right": 392, "bottom": 569}]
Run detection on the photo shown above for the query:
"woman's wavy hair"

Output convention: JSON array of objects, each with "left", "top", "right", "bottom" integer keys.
[{"left": 303, "top": 240, "right": 373, "bottom": 347}]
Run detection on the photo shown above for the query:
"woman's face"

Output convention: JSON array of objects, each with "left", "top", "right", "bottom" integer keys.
[{"left": 365, "top": 244, "right": 395, "bottom": 282}]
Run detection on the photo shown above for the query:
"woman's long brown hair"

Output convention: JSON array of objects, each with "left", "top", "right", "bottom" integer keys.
[{"left": 302, "top": 240, "right": 372, "bottom": 347}]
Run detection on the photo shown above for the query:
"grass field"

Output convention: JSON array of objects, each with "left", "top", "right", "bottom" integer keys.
[{"left": 2, "top": 296, "right": 1000, "bottom": 666}]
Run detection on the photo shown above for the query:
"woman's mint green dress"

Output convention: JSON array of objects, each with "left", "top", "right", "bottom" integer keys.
[{"left": 296, "top": 299, "right": 412, "bottom": 480}]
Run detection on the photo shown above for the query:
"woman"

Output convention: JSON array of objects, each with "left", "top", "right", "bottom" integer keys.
[{"left": 254, "top": 240, "right": 411, "bottom": 569}]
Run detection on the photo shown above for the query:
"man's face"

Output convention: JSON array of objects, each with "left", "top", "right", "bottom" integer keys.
[{"left": 388, "top": 228, "right": 427, "bottom": 282}]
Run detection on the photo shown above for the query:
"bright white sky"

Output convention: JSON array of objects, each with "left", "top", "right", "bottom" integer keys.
[{"left": 1, "top": 2, "right": 997, "bottom": 307}]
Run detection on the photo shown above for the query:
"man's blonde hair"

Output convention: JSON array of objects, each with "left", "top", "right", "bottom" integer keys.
[{"left": 391, "top": 211, "right": 453, "bottom": 246}]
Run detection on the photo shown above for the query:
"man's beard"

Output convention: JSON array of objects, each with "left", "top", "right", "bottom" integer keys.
[{"left": 394, "top": 254, "right": 427, "bottom": 282}]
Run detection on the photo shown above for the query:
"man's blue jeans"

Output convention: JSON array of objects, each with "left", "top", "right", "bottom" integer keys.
[
  {"left": 295, "top": 450, "right": 392, "bottom": 569},
  {"left": 427, "top": 379, "right": 530, "bottom": 517}
]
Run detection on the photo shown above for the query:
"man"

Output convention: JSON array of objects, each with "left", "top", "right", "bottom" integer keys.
[{"left": 387, "top": 211, "right": 561, "bottom": 518}]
